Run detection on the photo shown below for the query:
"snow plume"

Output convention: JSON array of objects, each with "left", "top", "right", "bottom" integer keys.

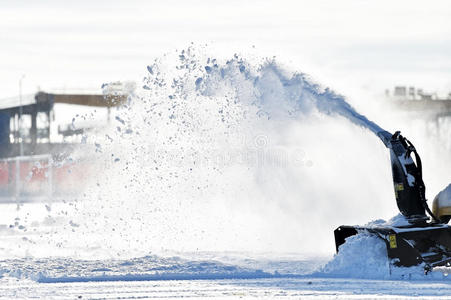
[
  {"left": 194, "top": 52, "right": 384, "bottom": 134},
  {"left": 9, "top": 47, "right": 403, "bottom": 262}
]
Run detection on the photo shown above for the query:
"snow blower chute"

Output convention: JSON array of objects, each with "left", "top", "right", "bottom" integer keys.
[{"left": 335, "top": 130, "right": 451, "bottom": 271}]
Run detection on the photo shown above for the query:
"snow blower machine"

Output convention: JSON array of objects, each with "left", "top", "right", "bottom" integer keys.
[{"left": 334, "top": 130, "right": 451, "bottom": 272}]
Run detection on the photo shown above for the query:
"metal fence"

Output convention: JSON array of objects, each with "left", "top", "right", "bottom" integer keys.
[{"left": 0, "top": 154, "right": 85, "bottom": 202}]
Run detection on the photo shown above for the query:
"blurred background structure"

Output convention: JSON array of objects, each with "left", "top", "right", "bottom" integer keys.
[
  {"left": 0, "top": 87, "right": 130, "bottom": 202},
  {"left": 386, "top": 86, "right": 451, "bottom": 121}
]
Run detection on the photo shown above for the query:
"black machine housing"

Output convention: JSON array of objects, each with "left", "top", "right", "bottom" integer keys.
[{"left": 335, "top": 131, "right": 451, "bottom": 270}]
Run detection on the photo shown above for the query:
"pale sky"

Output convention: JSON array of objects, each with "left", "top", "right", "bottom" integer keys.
[{"left": 1, "top": 0, "right": 451, "bottom": 99}]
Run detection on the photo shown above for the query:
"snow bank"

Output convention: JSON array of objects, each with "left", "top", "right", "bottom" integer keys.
[
  {"left": 2, "top": 248, "right": 446, "bottom": 283},
  {"left": 318, "top": 230, "right": 449, "bottom": 280},
  {"left": 0, "top": 255, "right": 274, "bottom": 283},
  {"left": 319, "top": 233, "right": 391, "bottom": 279}
]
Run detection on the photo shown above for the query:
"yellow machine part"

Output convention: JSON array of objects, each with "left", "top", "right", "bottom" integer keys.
[{"left": 432, "top": 196, "right": 451, "bottom": 223}]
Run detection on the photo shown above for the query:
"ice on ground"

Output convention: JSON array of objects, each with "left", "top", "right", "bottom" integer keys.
[{"left": 5, "top": 277, "right": 451, "bottom": 299}]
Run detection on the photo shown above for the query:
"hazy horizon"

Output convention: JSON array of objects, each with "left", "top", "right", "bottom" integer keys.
[{"left": 1, "top": 0, "right": 451, "bottom": 100}]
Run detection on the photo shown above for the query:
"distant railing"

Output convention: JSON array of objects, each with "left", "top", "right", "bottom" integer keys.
[{"left": 0, "top": 154, "right": 87, "bottom": 203}]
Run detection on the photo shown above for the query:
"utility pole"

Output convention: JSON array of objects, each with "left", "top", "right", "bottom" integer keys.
[
  {"left": 19, "top": 74, "right": 25, "bottom": 157},
  {"left": 16, "top": 74, "right": 25, "bottom": 203}
]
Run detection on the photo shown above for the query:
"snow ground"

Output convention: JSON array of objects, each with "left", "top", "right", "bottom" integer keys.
[
  {"left": 3, "top": 277, "right": 451, "bottom": 299},
  {"left": 1, "top": 251, "right": 451, "bottom": 299}
]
